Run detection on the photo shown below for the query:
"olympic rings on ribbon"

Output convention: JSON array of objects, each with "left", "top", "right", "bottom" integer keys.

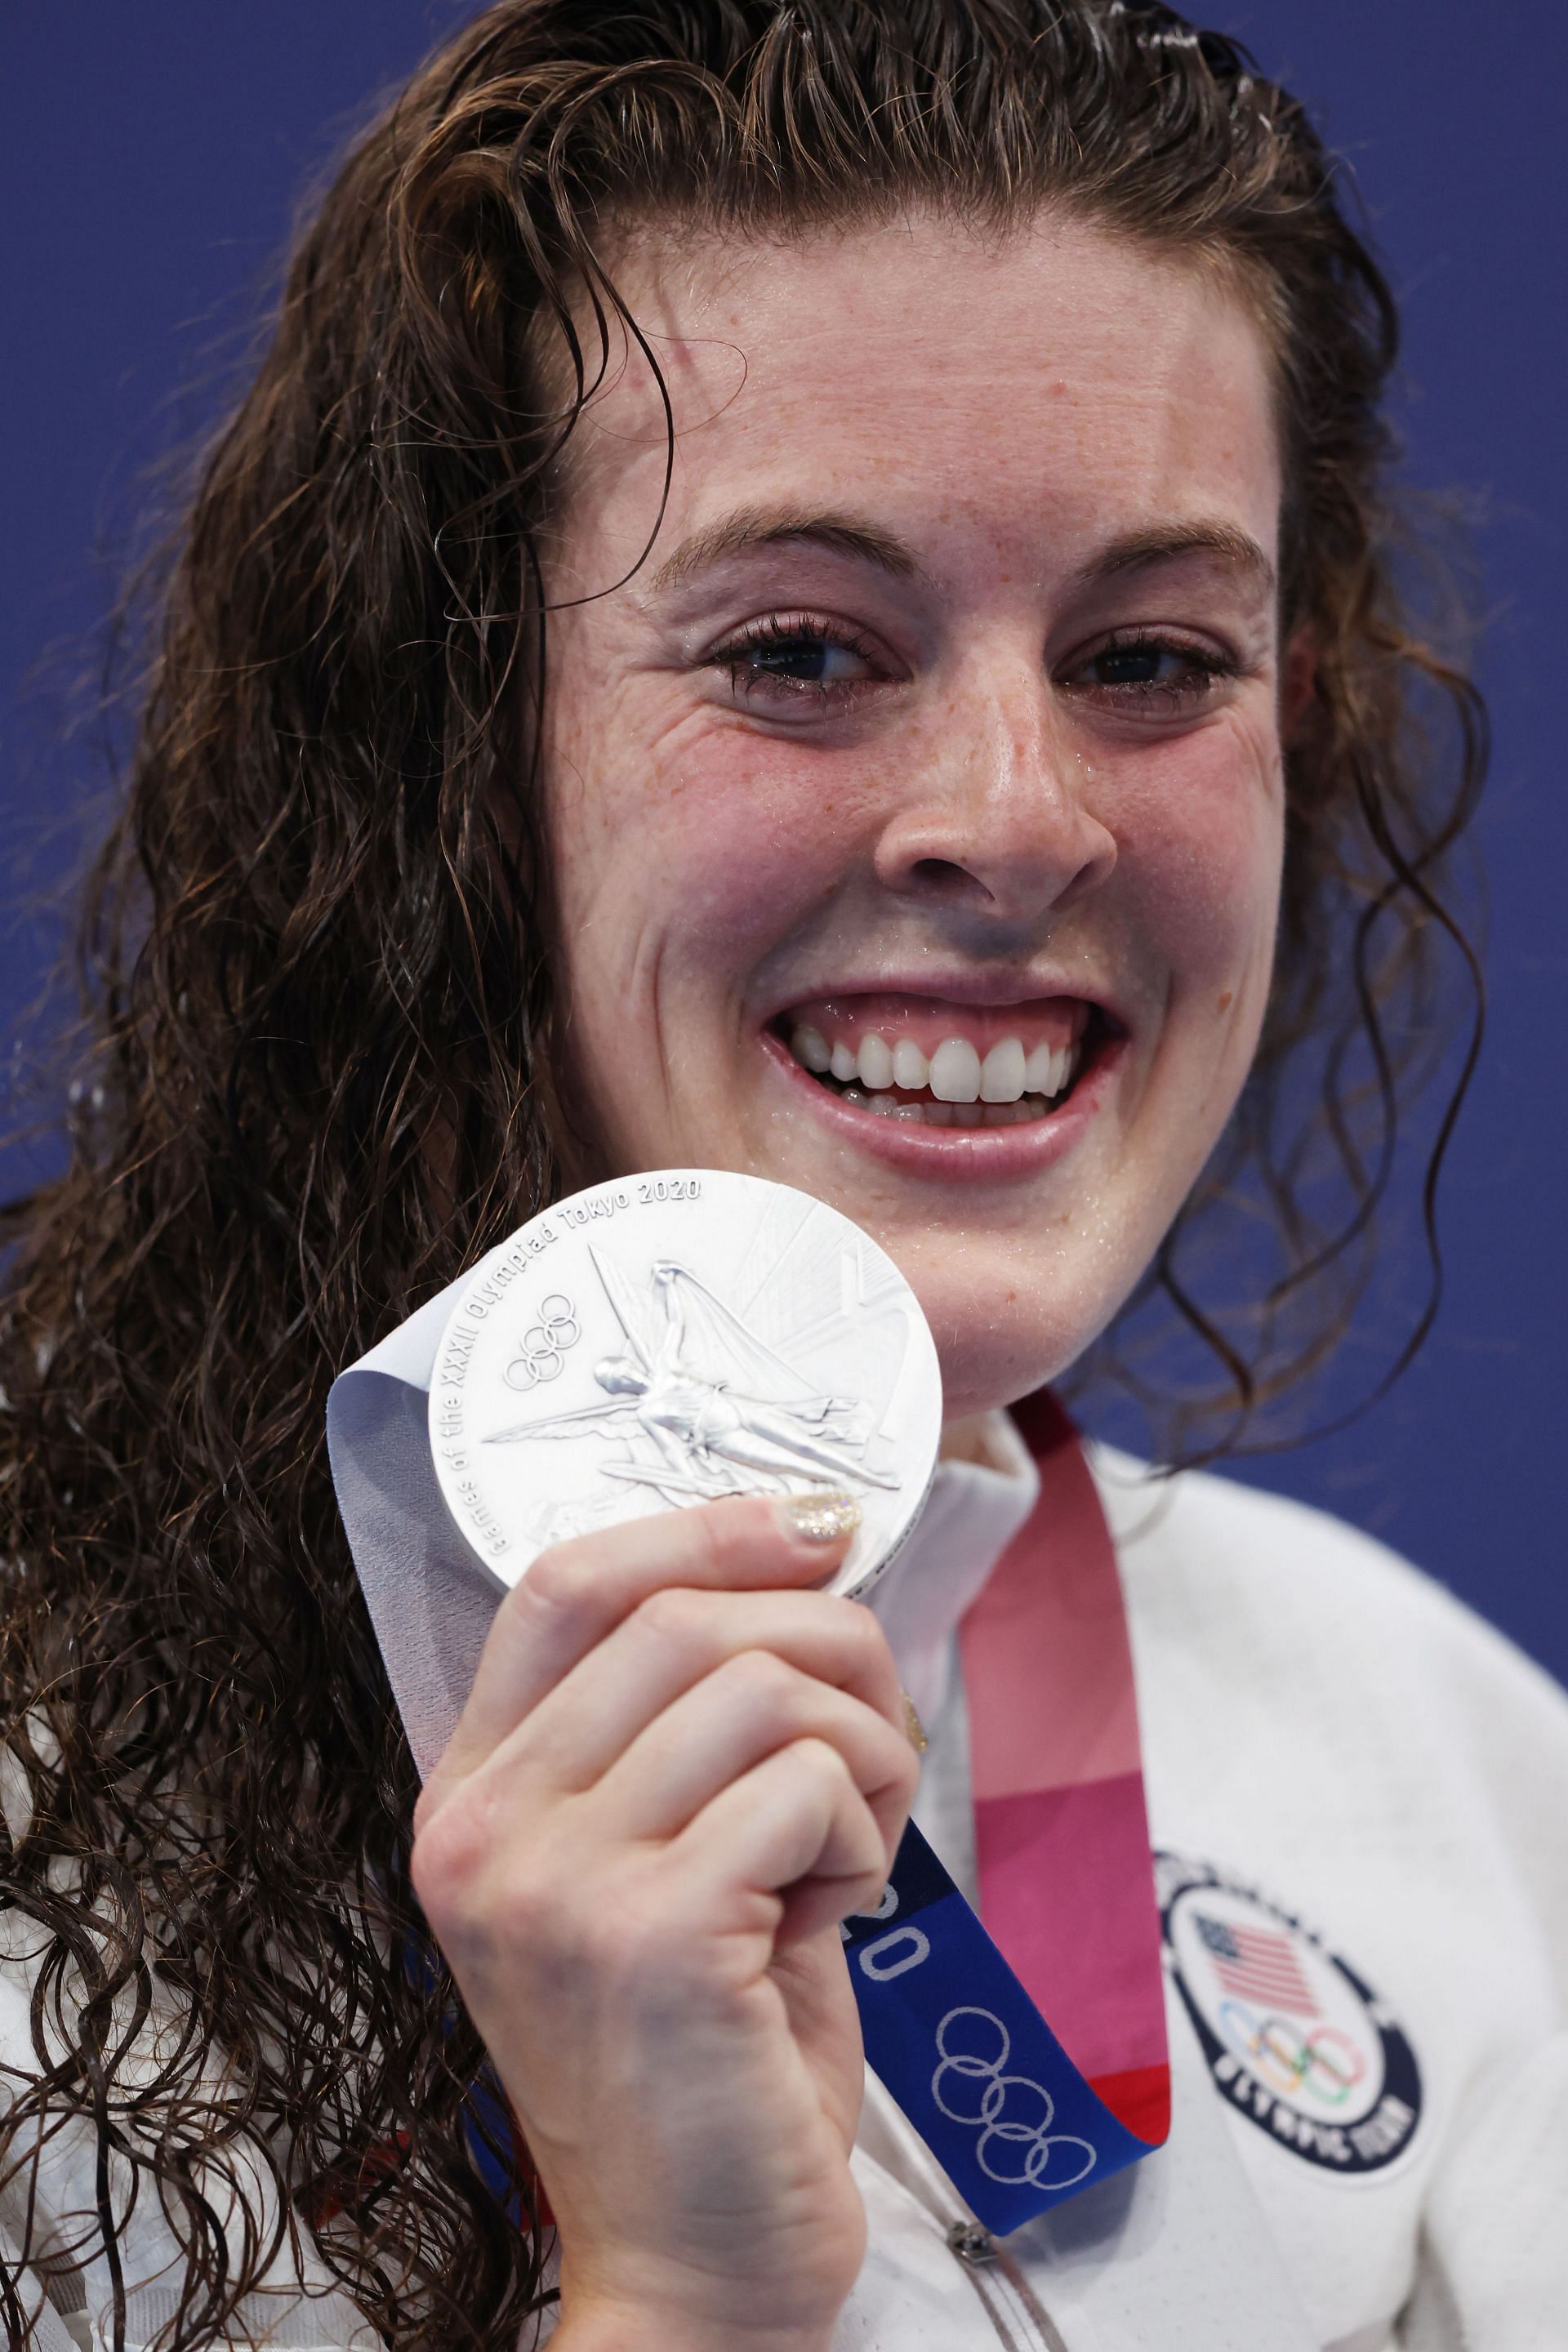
[
  {"left": 931, "top": 2007, "right": 1097, "bottom": 2191},
  {"left": 503, "top": 1296, "right": 581, "bottom": 1389}
]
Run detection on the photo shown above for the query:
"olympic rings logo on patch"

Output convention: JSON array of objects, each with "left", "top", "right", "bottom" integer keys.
[
  {"left": 1219, "top": 2002, "right": 1368, "bottom": 2108},
  {"left": 503, "top": 1296, "right": 581, "bottom": 1389},
  {"left": 931, "top": 2007, "right": 1097, "bottom": 2190},
  {"left": 1158, "top": 1851, "right": 1423, "bottom": 2177}
]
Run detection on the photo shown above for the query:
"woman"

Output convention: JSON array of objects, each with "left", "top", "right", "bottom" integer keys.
[{"left": 2, "top": 3, "right": 1561, "bottom": 2348}]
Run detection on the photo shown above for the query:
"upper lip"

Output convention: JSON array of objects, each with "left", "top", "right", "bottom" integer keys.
[{"left": 762, "top": 967, "right": 1128, "bottom": 1028}]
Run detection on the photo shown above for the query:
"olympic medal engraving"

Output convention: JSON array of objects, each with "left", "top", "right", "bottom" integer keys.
[{"left": 428, "top": 1169, "right": 942, "bottom": 1599}]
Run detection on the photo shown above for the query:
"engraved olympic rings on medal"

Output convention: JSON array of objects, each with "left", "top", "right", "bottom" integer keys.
[
  {"left": 503, "top": 1294, "right": 581, "bottom": 1390},
  {"left": 931, "top": 2007, "right": 1096, "bottom": 2190}
]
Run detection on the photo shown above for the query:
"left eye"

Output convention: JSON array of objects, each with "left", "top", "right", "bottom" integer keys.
[
  {"left": 1092, "top": 644, "right": 1182, "bottom": 686},
  {"left": 1067, "top": 636, "right": 1229, "bottom": 700}
]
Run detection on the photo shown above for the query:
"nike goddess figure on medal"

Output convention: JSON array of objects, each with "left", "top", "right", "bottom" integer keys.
[
  {"left": 485, "top": 1257, "right": 903, "bottom": 1499},
  {"left": 429, "top": 1171, "right": 940, "bottom": 1593}
]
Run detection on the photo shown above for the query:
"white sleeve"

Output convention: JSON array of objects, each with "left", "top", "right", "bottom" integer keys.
[
  {"left": 1, "top": 1931, "right": 377, "bottom": 2350},
  {"left": 1398, "top": 1598, "right": 1568, "bottom": 2349},
  {"left": 0, "top": 2213, "right": 87, "bottom": 2352},
  {"left": 1396, "top": 2036, "right": 1568, "bottom": 2349},
  {"left": 1, "top": 2200, "right": 375, "bottom": 2352}
]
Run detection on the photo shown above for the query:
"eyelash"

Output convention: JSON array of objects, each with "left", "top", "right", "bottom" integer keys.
[
  {"left": 709, "top": 613, "right": 887, "bottom": 707},
  {"left": 1067, "top": 627, "right": 1238, "bottom": 704},
  {"left": 706, "top": 612, "right": 1240, "bottom": 713}
]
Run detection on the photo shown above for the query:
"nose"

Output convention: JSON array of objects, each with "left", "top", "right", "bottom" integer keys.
[{"left": 871, "top": 656, "right": 1116, "bottom": 923}]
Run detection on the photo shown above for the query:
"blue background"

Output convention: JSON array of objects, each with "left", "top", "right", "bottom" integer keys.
[{"left": 3, "top": 7, "right": 1564, "bottom": 1677}]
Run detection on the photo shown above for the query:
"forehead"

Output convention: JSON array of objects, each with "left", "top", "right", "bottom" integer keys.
[{"left": 547, "top": 211, "right": 1283, "bottom": 584}]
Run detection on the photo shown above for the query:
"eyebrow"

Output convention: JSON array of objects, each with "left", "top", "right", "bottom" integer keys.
[
  {"left": 646, "top": 502, "right": 922, "bottom": 594},
  {"left": 1076, "top": 521, "right": 1276, "bottom": 600},
  {"left": 644, "top": 502, "right": 1274, "bottom": 601}
]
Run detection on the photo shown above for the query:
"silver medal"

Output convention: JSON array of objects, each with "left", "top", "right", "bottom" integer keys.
[{"left": 428, "top": 1169, "right": 942, "bottom": 1599}]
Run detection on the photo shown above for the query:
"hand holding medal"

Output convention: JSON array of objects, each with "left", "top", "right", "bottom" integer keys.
[
  {"left": 412, "top": 1173, "right": 939, "bottom": 2351},
  {"left": 404, "top": 1171, "right": 1169, "bottom": 2349}
]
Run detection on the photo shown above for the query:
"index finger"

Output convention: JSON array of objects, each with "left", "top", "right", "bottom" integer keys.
[{"left": 420, "top": 1491, "right": 860, "bottom": 1806}]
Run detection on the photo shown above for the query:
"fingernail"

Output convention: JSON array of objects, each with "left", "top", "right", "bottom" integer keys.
[
  {"left": 777, "top": 1492, "right": 862, "bottom": 1545},
  {"left": 902, "top": 1691, "right": 929, "bottom": 1754}
]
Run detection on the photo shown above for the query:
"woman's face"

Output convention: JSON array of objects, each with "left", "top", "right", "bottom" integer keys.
[{"left": 537, "top": 214, "right": 1292, "bottom": 1419}]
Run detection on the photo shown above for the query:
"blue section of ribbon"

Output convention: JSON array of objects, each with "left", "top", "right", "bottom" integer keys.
[
  {"left": 846, "top": 1821, "right": 1154, "bottom": 2235},
  {"left": 466, "top": 2064, "right": 526, "bottom": 2222}
]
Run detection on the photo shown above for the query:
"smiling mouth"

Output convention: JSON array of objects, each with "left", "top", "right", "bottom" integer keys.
[{"left": 769, "top": 992, "right": 1112, "bottom": 1129}]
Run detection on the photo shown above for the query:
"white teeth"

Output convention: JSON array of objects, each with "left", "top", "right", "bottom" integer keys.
[
  {"left": 858, "top": 1033, "right": 894, "bottom": 1090},
  {"left": 1022, "top": 1040, "right": 1056, "bottom": 1095},
  {"left": 830, "top": 1040, "right": 858, "bottom": 1083},
  {"left": 923, "top": 1099, "right": 953, "bottom": 1128},
  {"left": 952, "top": 1102, "right": 982, "bottom": 1128},
  {"left": 892, "top": 1036, "right": 929, "bottom": 1090},
  {"left": 979, "top": 1036, "right": 1026, "bottom": 1102},
  {"left": 929, "top": 1037, "right": 982, "bottom": 1102},
  {"left": 865, "top": 1091, "right": 897, "bottom": 1116},
  {"left": 791, "top": 1024, "right": 832, "bottom": 1075}
]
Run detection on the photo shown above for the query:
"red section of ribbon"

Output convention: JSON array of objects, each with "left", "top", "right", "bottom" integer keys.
[
  {"left": 960, "top": 1392, "right": 1170, "bottom": 2148},
  {"left": 1091, "top": 2064, "right": 1173, "bottom": 2145}
]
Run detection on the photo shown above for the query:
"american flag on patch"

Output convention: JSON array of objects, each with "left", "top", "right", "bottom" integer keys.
[{"left": 1195, "top": 1913, "right": 1319, "bottom": 2017}]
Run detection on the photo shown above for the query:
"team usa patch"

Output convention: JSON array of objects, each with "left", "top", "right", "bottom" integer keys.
[{"left": 1156, "top": 1854, "right": 1423, "bottom": 2175}]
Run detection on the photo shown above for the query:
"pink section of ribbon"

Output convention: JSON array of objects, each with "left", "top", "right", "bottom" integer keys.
[
  {"left": 961, "top": 1396, "right": 1142, "bottom": 1802},
  {"left": 960, "top": 1393, "right": 1169, "bottom": 2136},
  {"left": 973, "top": 1775, "right": 1169, "bottom": 2081}
]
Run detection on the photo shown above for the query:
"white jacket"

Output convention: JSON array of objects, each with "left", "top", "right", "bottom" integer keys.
[
  {"left": 829, "top": 1423, "right": 1568, "bottom": 2350},
  {"left": 5, "top": 1423, "right": 1566, "bottom": 2349}
]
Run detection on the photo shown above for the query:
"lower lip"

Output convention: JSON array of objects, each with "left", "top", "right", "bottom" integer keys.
[{"left": 758, "top": 1029, "right": 1120, "bottom": 1183}]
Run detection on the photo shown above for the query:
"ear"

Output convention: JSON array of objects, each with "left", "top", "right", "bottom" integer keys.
[{"left": 1279, "top": 620, "right": 1320, "bottom": 746}]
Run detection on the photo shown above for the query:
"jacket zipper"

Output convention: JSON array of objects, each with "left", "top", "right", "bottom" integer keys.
[
  {"left": 946, "top": 2220, "right": 1071, "bottom": 2352},
  {"left": 858, "top": 2069, "right": 1070, "bottom": 2349}
]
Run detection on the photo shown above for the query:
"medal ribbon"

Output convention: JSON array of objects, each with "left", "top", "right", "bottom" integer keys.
[{"left": 844, "top": 1392, "right": 1169, "bottom": 2234}]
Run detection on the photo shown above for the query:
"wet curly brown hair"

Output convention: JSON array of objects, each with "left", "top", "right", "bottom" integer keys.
[{"left": 0, "top": 4, "right": 1483, "bottom": 2347}]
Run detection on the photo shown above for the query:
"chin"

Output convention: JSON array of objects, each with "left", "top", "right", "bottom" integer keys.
[
  {"left": 902, "top": 1271, "right": 1122, "bottom": 1425},
  {"left": 929, "top": 1341, "right": 1081, "bottom": 1425}
]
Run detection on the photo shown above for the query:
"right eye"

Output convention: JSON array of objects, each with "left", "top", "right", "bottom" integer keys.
[{"left": 706, "top": 612, "right": 886, "bottom": 708}]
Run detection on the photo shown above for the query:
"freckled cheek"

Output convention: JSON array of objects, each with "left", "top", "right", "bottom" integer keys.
[
  {"left": 1107, "top": 731, "right": 1284, "bottom": 991},
  {"left": 554, "top": 723, "right": 869, "bottom": 970}
]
